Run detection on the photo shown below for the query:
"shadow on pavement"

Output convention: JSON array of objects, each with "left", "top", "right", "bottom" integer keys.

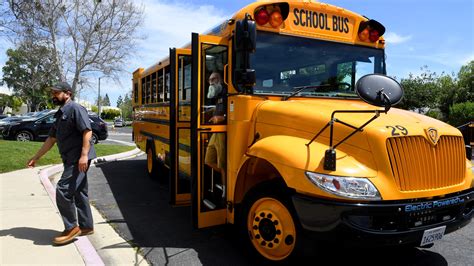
[
  {"left": 88, "top": 157, "right": 449, "bottom": 266},
  {"left": 0, "top": 228, "right": 64, "bottom": 246},
  {"left": 90, "top": 157, "right": 250, "bottom": 265}
]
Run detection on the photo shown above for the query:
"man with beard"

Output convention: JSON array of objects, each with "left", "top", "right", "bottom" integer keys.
[
  {"left": 204, "top": 72, "right": 227, "bottom": 198},
  {"left": 27, "top": 81, "right": 96, "bottom": 245}
]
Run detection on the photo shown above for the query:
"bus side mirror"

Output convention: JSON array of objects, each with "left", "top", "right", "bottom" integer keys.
[
  {"left": 234, "top": 15, "right": 257, "bottom": 91},
  {"left": 356, "top": 74, "right": 404, "bottom": 111},
  {"left": 234, "top": 15, "right": 256, "bottom": 52}
]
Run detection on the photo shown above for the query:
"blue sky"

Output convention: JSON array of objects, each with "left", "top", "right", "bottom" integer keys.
[{"left": 1, "top": 0, "right": 473, "bottom": 108}]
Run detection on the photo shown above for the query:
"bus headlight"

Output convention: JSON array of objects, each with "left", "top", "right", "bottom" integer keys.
[{"left": 305, "top": 172, "right": 381, "bottom": 200}]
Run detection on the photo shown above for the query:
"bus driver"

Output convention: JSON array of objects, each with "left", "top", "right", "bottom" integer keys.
[{"left": 204, "top": 72, "right": 226, "bottom": 194}]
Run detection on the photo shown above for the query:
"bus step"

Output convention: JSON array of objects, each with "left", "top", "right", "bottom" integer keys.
[
  {"left": 215, "top": 184, "right": 225, "bottom": 198},
  {"left": 203, "top": 199, "right": 216, "bottom": 210}
]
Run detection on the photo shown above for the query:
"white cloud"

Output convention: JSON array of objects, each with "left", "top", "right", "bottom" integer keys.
[
  {"left": 384, "top": 32, "right": 412, "bottom": 44},
  {"left": 0, "top": 84, "right": 11, "bottom": 95},
  {"left": 134, "top": 0, "right": 230, "bottom": 69}
]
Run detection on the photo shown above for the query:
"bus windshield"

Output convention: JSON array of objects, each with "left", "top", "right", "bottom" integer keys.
[{"left": 251, "top": 32, "right": 385, "bottom": 98}]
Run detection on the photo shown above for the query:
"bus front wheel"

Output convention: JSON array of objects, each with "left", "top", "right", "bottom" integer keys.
[{"left": 241, "top": 184, "right": 302, "bottom": 262}]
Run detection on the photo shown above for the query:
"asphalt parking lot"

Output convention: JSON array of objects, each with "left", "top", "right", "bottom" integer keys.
[{"left": 87, "top": 151, "right": 474, "bottom": 266}]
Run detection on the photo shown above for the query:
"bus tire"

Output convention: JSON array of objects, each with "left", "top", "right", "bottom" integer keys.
[
  {"left": 146, "top": 143, "right": 160, "bottom": 179},
  {"left": 239, "top": 181, "right": 302, "bottom": 263}
]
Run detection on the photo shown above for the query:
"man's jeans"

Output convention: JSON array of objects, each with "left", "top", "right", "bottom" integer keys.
[{"left": 56, "top": 161, "right": 93, "bottom": 230}]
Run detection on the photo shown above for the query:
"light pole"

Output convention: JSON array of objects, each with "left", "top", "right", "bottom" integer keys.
[{"left": 98, "top": 76, "right": 103, "bottom": 117}]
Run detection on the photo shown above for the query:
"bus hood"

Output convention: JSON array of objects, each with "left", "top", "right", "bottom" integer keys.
[
  {"left": 251, "top": 98, "right": 469, "bottom": 199},
  {"left": 254, "top": 98, "right": 461, "bottom": 152}
]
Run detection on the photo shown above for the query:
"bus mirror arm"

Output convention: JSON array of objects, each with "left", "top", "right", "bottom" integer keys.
[
  {"left": 378, "top": 89, "right": 392, "bottom": 113},
  {"left": 306, "top": 109, "right": 387, "bottom": 171}
]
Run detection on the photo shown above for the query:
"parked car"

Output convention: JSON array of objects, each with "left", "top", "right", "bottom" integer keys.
[
  {"left": 89, "top": 115, "right": 108, "bottom": 143},
  {"left": 113, "top": 118, "right": 124, "bottom": 127},
  {"left": 2, "top": 111, "right": 108, "bottom": 143},
  {"left": 0, "top": 116, "right": 32, "bottom": 133}
]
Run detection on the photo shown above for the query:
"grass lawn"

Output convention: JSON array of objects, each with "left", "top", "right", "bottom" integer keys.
[{"left": 0, "top": 140, "right": 135, "bottom": 173}]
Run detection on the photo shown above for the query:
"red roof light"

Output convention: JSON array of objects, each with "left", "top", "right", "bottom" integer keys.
[{"left": 255, "top": 9, "right": 270, "bottom": 26}]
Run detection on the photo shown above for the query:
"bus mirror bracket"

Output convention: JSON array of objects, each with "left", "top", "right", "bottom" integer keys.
[
  {"left": 234, "top": 13, "right": 257, "bottom": 92},
  {"left": 305, "top": 74, "right": 403, "bottom": 170},
  {"left": 234, "top": 69, "right": 256, "bottom": 89}
]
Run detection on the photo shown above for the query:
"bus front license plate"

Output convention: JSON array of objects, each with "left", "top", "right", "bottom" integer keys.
[{"left": 420, "top": 226, "right": 446, "bottom": 247}]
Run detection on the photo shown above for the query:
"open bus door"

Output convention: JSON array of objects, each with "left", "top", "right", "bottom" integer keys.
[
  {"left": 170, "top": 48, "right": 192, "bottom": 205},
  {"left": 191, "top": 33, "right": 229, "bottom": 228}
]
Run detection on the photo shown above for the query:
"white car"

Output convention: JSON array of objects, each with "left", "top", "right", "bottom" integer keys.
[{"left": 114, "top": 118, "right": 124, "bottom": 127}]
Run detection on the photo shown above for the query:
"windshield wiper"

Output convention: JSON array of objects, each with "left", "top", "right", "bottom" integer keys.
[{"left": 282, "top": 84, "right": 332, "bottom": 101}]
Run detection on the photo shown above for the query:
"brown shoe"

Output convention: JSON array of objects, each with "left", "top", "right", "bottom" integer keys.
[
  {"left": 53, "top": 226, "right": 81, "bottom": 245},
  {"left": 80, "top": 228, "right": 94, "bottom": 236}
]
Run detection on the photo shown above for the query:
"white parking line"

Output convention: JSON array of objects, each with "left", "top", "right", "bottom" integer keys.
[{"left": 104, "top": 138, "right": 136, "bottom": 146}]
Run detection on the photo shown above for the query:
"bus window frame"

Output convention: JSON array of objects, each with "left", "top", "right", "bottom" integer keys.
[{"left": 232, "top": 31, "right": 386, "bottom": 98}]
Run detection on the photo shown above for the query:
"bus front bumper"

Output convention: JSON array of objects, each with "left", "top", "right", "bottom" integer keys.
[{"left": 292, "top": 188, "right": 474, "bottom": 247}]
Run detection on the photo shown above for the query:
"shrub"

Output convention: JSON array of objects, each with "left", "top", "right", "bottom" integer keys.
[
  {"left": 425, "top": 109, "right": 443, "bottom": 120},
  {"left": 448, "top": 102, "right": 474, "bottom": 126},
  {"left": 101, "top": 108, "right": 121, "bottom": 120}
]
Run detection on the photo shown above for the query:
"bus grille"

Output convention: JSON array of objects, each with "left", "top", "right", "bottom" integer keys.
[{"left": 386, "top": 136, "right": 465, "bottom": 191}]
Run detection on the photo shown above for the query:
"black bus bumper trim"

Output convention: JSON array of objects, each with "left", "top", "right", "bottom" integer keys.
[{"left": 292, "top": 188, "right": 474, "bottom": 247}]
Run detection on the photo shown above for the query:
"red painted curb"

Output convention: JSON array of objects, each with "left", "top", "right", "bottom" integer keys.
[{"left": 39, "top": 165, "right": 105, "bottom": 266}]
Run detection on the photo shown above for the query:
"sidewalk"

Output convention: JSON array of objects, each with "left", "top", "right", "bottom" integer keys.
[{"left": 0, "top": 148, "right": 147, "bottom": 265}]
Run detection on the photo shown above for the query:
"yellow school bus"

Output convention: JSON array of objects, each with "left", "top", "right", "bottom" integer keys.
[{"left": 132, "top": 0, "right": 473, "bottom": 262}]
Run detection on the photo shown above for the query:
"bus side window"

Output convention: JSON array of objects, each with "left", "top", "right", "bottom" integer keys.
[
  {"left": 165, "top": 66, "right": 170, "bottom": 102},
  {"left": 134, "top": 83, "right": 138, "bottom": 105},
  {"left": 151, "top": 72, "right": 157, "bottom": 103},
  {"left": 146, "top": 75, "right": 151, "bottom": 103},
  {"left": 158, "top": 69, "right": 164, "bottom": 102},
  {"left": 141, "top": 77, "right": 146, "bottom": 105},
  {"left": 178, "top": 55, "right": 192, "bottom": 122}
]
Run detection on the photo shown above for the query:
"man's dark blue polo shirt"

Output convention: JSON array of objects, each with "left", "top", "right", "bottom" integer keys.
[{"left": 48, "top": 100, "right": 97, "bottom": 165}]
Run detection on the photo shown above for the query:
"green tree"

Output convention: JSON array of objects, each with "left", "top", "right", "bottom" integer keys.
[
  {"left": 91, "top": 105, "right": 98, "bottom": 114},
  {"left": 436, "top": 60, "right": 473, "bottom": 120},
  {"left": 3, "top": 0, "right": 145, "bottom": 94},
  {"left": 456, "top": 60, "right": 473, "bottom": 103},
  {"left": 103, "top": 93, "right": 111, "bottom": 106},
  {"left": 448, "top": 102, "right": 474, "bottom": 126},
  {"left": 437, "top": 73, "right": 457, "bottom": 120},
  {"left": 121, "top": 93, "right": 133, "bottom": 120},
  {"left": 2, "top": 42, "right": 60, "bottom": 111},
  {"left": 101, "top": 108, "right": 121, "bottom": 120},
  {"left": 0, "top": 93, "right": 23, "bottom": 114},
  {"left": 398, "top": 66, "right": 440, "bottom": 112},
  {"left": 116, "top": 95, "right": 123, "bottom": 108}
]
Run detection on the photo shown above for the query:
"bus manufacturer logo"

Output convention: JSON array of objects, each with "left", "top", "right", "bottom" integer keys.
[{"left": 425, "top": 127, "right": 439, "bottom": 146}]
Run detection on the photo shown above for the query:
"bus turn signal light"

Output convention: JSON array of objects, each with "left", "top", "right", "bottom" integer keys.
[{"left": 269, "top": 11, "right": 283, "bottom": 28}]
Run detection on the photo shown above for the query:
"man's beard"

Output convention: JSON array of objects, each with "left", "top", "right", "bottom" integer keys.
[
  {"left": 207, "top": 83, "right": 222, "bottom": 99},
  {"left": 52, "top": 97, "right": 65, "bottom": 106}
]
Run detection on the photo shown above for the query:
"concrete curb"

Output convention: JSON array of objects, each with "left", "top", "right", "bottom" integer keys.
[{"left": 37, "top": 147, "right": 144, "bottom": 266}]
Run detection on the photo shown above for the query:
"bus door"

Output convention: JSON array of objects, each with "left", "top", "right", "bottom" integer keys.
[
  {"left": 170, "top": 48, "right": 193, "bottom": 205},
  {"left": 191, "top": 33, "right": 229, "bottom": 228}
]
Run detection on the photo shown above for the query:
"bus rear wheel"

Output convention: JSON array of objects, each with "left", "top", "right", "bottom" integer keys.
[
  {"left": 146, "top": 145, "right": 159, "bottom": 179},
  {"left": 241, "top": 186, "right": 301, "bottom": 262}
]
